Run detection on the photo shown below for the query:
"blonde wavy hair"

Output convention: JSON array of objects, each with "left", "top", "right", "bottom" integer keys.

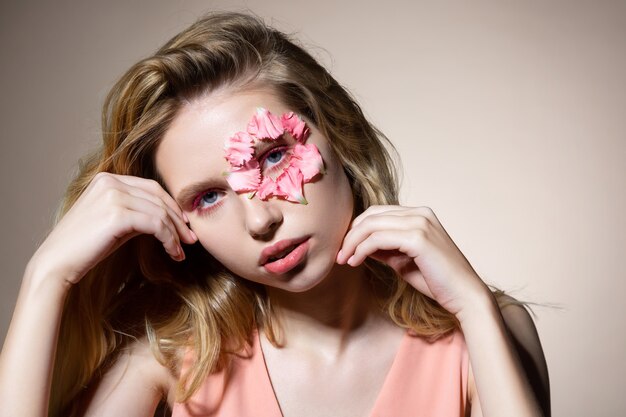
[{"left": 49, "top": 11, "right": 518, "bottom": 416}]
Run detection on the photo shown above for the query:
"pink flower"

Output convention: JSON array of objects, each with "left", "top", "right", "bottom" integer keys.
[
  {"left": 222, "top": 108, "right": 323, "bottom": 205},
  {"left": 276, "top": 165, "right": 307, "bottom": 204},
  {"left": 281, "top": 112, "right": 310, "bottom": 143},
  {"left": 224, "top": 131, "right": 254, "bottom": 166},
  {"left": 290, "top": 143, "right": 323, "bottom": 181},
  {"left": 224, "top": 159, "right": 261, "bottom": 192},
  {"left": 247, "top": 108, "right": 284, "bottom": 140},
  {"left": 257, "top": 176, "right": 285, "bottom": 200}
]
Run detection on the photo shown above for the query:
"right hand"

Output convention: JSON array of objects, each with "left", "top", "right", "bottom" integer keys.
[{"left": 30, "top": 172, "right": 197, "bottom": 285}]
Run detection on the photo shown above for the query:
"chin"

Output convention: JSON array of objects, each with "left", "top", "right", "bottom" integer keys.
[{"left": 276, "top": 254, "right": 338, "bottom": 293}]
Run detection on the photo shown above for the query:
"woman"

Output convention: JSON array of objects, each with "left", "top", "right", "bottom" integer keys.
[{"left": 0, "top": 11, "right": 549, "bottom": 417}]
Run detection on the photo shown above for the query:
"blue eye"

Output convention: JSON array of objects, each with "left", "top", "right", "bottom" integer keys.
[
  {"left": 192, "top": 190, "right": 225, "bottom": 215},
  {"left": 201, "top": 191, "right": 219, "bottom": 206},
  {"left": 264, "top": 148, "right": 287, "bottom": 168}
]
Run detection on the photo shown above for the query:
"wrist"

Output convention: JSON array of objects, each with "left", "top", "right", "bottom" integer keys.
[
  {"left": 24, "top": 256, "right": 74, "bottom": 298},
  {"left": 455, "top": 285, "right": 499, "bottom": 326}
]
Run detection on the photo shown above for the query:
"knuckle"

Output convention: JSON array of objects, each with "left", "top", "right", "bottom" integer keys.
[
  {"left": 151, "top": 216, "right": 166, "bottom": 231},
  {"left": 92, "top": 172, "right": 115, "bottom": 188},
  {"left": 102, "top": 188, "right": 122, "bottom": 205},
  {"left": 358, "top": 215, "right": 375, "bottom": 228},
  {"left": 157, "top": 206, "right": 168, "bottom": 219},
  {"left": 413, "top": 215, "right": 430, "bottom": 229},
  {"left": 362, "top": 205, "right": 378, "bottom": 215},
  {"left": 146, "top": 178, "right": 163, "bottom": 193},
  {"left": 92, "top": 171, "right": 108, "bottom": 181},
  {"left": 370, "top": 230, "right": 384, "bottom": 242},
  {"left": 418, "top": 206, "right": 435, "bottom": 218}
]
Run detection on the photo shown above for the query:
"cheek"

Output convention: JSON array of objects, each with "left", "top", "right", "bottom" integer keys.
[
  {"left": 307, "top": 152, "right": 354, "bottom": 236},
  {"left": 190, "top": 213, "right": 241, "bottom": 263},
  {"left": 196, "top": 232, "right": 252, "bottom": 276},
  {"left": 330, "top": 172, "right": 355, "bottom": 239}
]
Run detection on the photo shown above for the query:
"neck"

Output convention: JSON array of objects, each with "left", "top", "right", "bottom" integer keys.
[{"left": 264, "top": 263, "right": 384, "bottom": 349}]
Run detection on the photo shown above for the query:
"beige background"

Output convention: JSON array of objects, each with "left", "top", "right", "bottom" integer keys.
[{"left": 1, "top": 1, "right": 624, "bottom": 415}]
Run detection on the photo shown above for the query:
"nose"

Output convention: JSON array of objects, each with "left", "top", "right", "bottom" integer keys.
[{"left": 243, "top": 195, "right": 283, "bottom": 239}]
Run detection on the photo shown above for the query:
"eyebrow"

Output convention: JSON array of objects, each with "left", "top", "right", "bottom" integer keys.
[{"left": 175, "top": 178, "right": 223, "bottom": 207}]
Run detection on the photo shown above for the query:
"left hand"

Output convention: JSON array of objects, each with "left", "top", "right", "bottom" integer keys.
[{"left": 335, "top": 205, "right": 491, "bottom": 317}]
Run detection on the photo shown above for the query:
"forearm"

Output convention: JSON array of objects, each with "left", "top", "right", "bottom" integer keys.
[
  {"left": 0, "top": 261, "right": 70, "bottom": 417},
  {"left": 458, "top": 292, "right": 543, "bottom": 417}
]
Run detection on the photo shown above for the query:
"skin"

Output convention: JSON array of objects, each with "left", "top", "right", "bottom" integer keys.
[
  {"left": 155, "top": 87, "right": 355, "bottom": 294},
  {"left": 0, "top": 85, "right": 550, "bottom": 417}
]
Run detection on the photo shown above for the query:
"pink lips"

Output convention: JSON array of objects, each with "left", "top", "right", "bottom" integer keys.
[{"left": 260, "top": 236, "right": 310, "bottom": 274}]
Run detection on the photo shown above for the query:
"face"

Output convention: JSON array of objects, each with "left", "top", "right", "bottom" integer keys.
[{"left": 155, "top": 87, "right": 354, "bottom": 292}]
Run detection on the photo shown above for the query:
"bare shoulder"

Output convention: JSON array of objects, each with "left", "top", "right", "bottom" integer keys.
[
  {"left": 81, "top": 337, "right": 177, "bottom": 417},
  {"left": 469, "top": 293, "right": 551, "bottom": 416}
]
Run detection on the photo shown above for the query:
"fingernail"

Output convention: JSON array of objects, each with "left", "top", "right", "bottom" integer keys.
[
  {"left": 347, "top": 255, "right": 355, "bottom": 266},
  {"left": 189, "top": 230, "right": 198, "bottom": 241},
  {"left": 177, "top": 246, "right": 185, "bottom": 261},
  {"left": 183, "top": 212, "right": 189, "bottom": 223},
  {"left": 337, "top": 250, "right": 343, "bottom": 262}
]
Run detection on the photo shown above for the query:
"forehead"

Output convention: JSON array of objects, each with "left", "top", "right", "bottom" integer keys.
[{"left": 155, "top": 88, "right": 289, "bottom": 196}]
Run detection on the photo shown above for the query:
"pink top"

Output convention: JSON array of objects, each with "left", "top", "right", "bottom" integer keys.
[{"left": 172, "top": 328, "right": 470, "bottom": 417}]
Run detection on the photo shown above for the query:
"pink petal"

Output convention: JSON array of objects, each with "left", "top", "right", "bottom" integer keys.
[
  {"left": 290, "top": 143, "right": 323, "bottom": 182},
  {"left": 257, "top": 176, "right": 286, "bottom": 200},
  {"left": 224, "top": 131, "right": 255, "bottom": 166},
  {"left": 224, "top": 160, "right": 261, "bottom": 192},
  {"left": 276, "top": 165, "right": 307, "bottom": 204},
  {"left": 247, "top": 108, "right": 284, "bottom": 140},
  {"left": 281, "top": 112, "right": 310, "bottom": 143}
]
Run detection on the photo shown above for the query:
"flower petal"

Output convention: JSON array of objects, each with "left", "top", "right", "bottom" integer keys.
[
  {"left": 224, "top": 131, "right": 255, "bottom": 166},
  {"left": 225, "top": 159, "right": 261, "bottom": 192},
  {"left": 247, "top": 107, "right": 284, "bottom": 140},
  {"left": 276, "top": 165, "right": 307, "bottom": 204},
  {"left": 281, "top": 112, "right": 310, "bottom": 143},
  {"left": 257, "top": 176, "right": 286, "bottom": 200},
  {"left": 290, "top": 143, "right": 323, "bottom": 182}
]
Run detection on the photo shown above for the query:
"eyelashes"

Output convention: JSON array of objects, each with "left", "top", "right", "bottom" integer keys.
[{"left": 260, "top": 145, "right": 291, "bottom": 178}]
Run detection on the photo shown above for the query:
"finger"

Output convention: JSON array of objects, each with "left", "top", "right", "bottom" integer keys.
[
  {"left": 353, "top": 206, "right": 440, "bottom": 230},
  {"left": 368, "top": 250, "right": 412, "bottom": 273},
  {"left": 112, "top": 174, "right": 184, "bottom": 215},
  {"left": 110, "top": 209, "right": 183, "bottom": 261},
  {"left": 351, "top": 205, "right": 410, "bottom": 229},
  {"left": 337, "top": 213, "right": 429, "bottom": 264},
  {"left": 346, "top": 230, "right": 424, "bottom": 267},
  {"left": 119, "top": 182, "right": 197, "bottom": 244},
  {"left": 119, "top": 195, "right": 185, "bottom": 261},
  {"left": 94, "top": 173, "right": 187, "bottom": 225},
  {"left": 93, "top": 173, "right": 196, "bottom": 244},
  {"left": 338, "top": 206, "right": 413, "bottom": 263}
]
